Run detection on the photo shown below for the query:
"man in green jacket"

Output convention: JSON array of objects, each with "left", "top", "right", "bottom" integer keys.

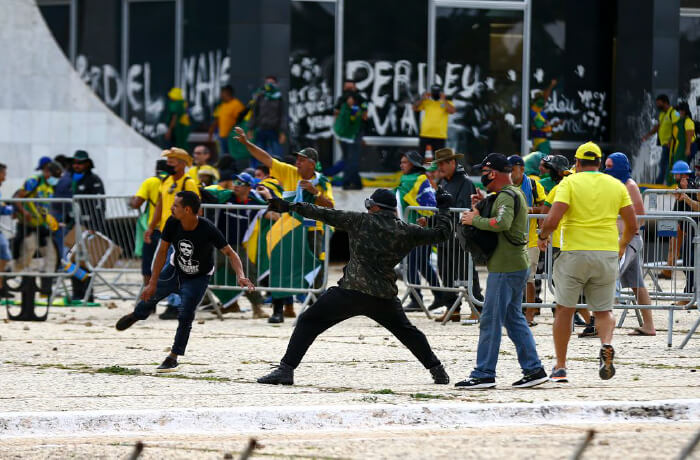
[{"left": 456, "top": 153, "right": 546, "bottom": 390}]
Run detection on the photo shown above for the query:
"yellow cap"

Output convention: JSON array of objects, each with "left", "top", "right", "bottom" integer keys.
[
  {"left": 197, "top": 165, "right": 220, "bottom": 181},
  {"left": 575, "top": 142, "right": 602, "bottom": 160},
  {"left": 161, "top": 147, "right": 193, "bottom": 167},
  {"left": 168, "top": 87, "right": 184, "bottom": 101}
]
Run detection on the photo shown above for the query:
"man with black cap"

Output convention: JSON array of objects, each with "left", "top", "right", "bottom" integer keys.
[
  {"left": 256, "top": 188, "right": 455, "bottom": 386},
  {"left": 413, "top": 84, "right": 456, "bottom": 154},
  {"left": 456, "top": 153, "right": 547, "bottom": 389}
]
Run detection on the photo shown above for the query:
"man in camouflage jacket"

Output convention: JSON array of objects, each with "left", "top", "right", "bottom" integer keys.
[{"left": 257, "top": 188, "right": 454, "bottom": 386}]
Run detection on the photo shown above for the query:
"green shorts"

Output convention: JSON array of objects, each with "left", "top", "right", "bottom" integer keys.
[{"left": 553, "top": 250, "right": 618, "bottom": 311}]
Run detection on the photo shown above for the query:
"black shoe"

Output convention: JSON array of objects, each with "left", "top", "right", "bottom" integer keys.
[
  {"left": 268, "top": 311, "right": 284, "bottom": 324},
  {"left": 428, "top": 294, "right": 453, "bottom": 311},
  {"left": 158, "top": 305, "right": 179, "bottom": 320},
  {"left": 157, "top": 356, "right": 178, "bottom": 373},
  {"left": 403, "top": 298, "right": 423, "bottom": 312},
  {"left": 512, "top": 367, "right": 548, "bottom": 388},
  {"left": 574, "top": 313, "right": 587, "bottom": 327},
  {"left": 257, "top": 362, "right": 294, "bottom": 385},
  {"left": 599, "top": 344, "right": 616, "bottom": 380},
  {"left": 115, "top": 313, "right": 138, "bottom": 331},
  {"left": 454, "top": 377, "right": 496, "bottom": 389},
  {"left": 429, "top": 364, "right": 449, "bottom": 384},
  {"left": 578, "top": 325, "right": 598, "bottom": 338}
]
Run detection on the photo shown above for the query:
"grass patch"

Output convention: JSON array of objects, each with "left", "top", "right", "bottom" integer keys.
[
  {"left": 410, "top": 393, "right": 445, "bottom": 400},
  {"left": 96, "top": 365, "right": 143, "bottom": 376},
  {"left": 371, "top": 389, "right": 396, "bottom": 395}
]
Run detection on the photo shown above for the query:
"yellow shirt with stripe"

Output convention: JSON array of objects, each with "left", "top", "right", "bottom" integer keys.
[
  {"left": 553, "top": 171, "right": 632, "bottom": 252},
  {"left": 526, "top": 178, "right": 546, "bottom": 248},
  {"left": 658, "top": 106, "right": 680, "bottom": 146},
  {"left": 135, "top": 176, "right": 162, "bottom": 227},
  {"left": 159, "top": 174, "right": 200, "bottom": 231}
]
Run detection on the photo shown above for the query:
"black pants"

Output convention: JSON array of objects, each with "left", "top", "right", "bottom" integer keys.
[
  {"left": 418, "top": 136, "right": 446, "bottom": 153},
  {"left": 281, "top": 287, "right": 441, "bottom": 369}
]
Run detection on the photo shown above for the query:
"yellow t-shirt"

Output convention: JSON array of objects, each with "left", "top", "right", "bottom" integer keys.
[
  {"left": 418, "top": 99, "right": 451, "bottom": 139},
  {"left": 214, "top": 98, "right": 245, "bottom": 137},
  {"left": 658, "top": 107, "right": 680, "bottom": 146},
  {"left": 187, "top": 166, "right": 201, "bottom": 187},
  {"left": 526, "top": 178, "right": 546, "bottom": 248},
  {"left": 159, "top": 174, "right": 200, "bottom": 231},
  {"left": 544, "top": 184, "right": 563, "bottom": 248},
  {"left": 135, "top": 176, "right": 163, "bottom": 227},
  {"left": 553, "top": 172, "right": 632, "bottom": 252},
  {"left": 685, "top": 118, "right": 697, "bottom": 144},
  {"left": 270, "top": 159, "right": 335, "bottom": 231}
]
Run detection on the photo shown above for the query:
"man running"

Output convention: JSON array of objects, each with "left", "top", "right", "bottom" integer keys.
[
  {"left": 116, "top": 191, "right": 254, "bottom": 372},
  {"left": 256, "top": 188, "right": 454, "bottom": 385}
]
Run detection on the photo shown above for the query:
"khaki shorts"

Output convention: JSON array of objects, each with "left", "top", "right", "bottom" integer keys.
[
  {"left": 553, "top": 250, "right": 618, "bottom": 311},
  {"left": 527, "top": 246, "right": 540, "bottom": 283}
]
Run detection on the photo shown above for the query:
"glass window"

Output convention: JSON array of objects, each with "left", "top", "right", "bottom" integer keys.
[
  {"left": 529, "top": 1, "right": 615, "bottom": 145},
  {"left": 343, "top": 0, "right": 428, "bottom": 171},
  {"left": 289, "top": 1, "right": 336, "bottom": 167},
  {"left": 435, "top": 7, "right": 524, "bottom": 165},
  {"left": 127, "top": 1, "right": 176, "bottom": 144},
  {"left": 75, "top": 0, "right": 122, "bottom": 115},
  {"left": 38, "top": 3, "right": 70, "bottom": 58},
  {"left": 182, "top": 0, "right": 230, "bottom": 131},
  {"left": 680, "top": 15, "right": 700, "bottom": 120}
]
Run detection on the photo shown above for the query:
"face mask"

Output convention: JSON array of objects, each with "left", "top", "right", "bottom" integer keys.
[
  {"left": 163, "top": 164, "right": 176, "bottom": 176},
  {"left": 431, "top": 90, "right": 440, "bottom": 100},
  {"left": 535, "top": 98, "right": 545, "bottom": 108},
  {"left": 73, "top": 172, "right": 84, "bottom": 181},
  {"left": 481, "top": 172, "right": 494, "bottom": 188},
  {"left": 47, "top": 176, "right": 59, "bottom": 186}
]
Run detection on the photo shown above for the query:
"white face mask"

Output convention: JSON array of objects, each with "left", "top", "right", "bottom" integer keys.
[{"left": 47, "top": 176, "right": 59, "bottom": 186}]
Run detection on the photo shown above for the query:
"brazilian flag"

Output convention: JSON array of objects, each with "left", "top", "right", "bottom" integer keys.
[{"left": 266, "top": 212, "right": 323, "bottom": 299}]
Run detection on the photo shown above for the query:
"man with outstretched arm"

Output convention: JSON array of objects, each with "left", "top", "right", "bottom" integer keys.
[
  {"left": 257, "top": 188, "right": 455, "bottom": 386},
  {"left": 116, "top": 191, "right": 254, "bottom": 372}
]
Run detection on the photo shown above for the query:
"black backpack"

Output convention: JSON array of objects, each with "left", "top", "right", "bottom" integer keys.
[{"left": 456, "top": 188, "right": 526, "bottom": 265}]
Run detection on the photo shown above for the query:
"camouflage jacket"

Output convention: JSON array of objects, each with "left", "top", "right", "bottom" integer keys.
[{"left": 290, "top": 202, "right": 452, "bottom": 299}]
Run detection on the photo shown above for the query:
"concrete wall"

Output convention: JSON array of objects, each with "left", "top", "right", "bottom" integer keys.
[{"left": 0, "top": 0, "right": 160, "bottom": 197}]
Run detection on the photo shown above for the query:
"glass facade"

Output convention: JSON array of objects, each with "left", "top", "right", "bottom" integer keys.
[
  {"left": 679, "top": 14, "right": 700, "bottom": 120},
  {"left": 38, "top": 3, "right": 70, "bottom": 58}
]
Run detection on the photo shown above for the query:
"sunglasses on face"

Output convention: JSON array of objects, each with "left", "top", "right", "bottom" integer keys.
[{"left": 233, "top": 180, "right": 249, "bottom": 187}]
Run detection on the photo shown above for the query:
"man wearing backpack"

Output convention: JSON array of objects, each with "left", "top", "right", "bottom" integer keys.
[{"left": 455, "top": 153, "right": 547, "bottom": 389}]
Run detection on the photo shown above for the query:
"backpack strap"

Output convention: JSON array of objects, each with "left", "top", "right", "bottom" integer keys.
[{"left": 498, "top": 189, "right": 527, "bottom": 247}]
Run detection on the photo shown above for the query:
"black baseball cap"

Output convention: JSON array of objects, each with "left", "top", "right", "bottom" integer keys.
[
  {"left": 475, "top": 153, "right": 512, "bottom": 173},
  {"left": 507, "top": 155, "right": 524, "bottom": 167},
  {"left": 365, "top": 188, "right": 397, "bottom": 211},
  {"left": 294, "top": 147, "right": 319, "bottom": 163}
]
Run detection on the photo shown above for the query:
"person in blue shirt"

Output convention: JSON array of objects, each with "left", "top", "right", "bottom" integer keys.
[{"left": 0, "top": 163, "right": 14, "bottom": 297}]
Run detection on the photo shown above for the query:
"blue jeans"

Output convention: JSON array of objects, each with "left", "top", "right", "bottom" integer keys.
[
  {"left": 133, "top": 262, "right": 210, "bottom": 355},
  {"left": 340, "top": 139, "right": 362, "bottom": 187},
  {"left": 470, "top": 269, "right": 542, "bottom": 379},
  {"left": 255, "top": 129, "right": 282, "bottom": 159},
  {"left": 407, "top": 245, "right": 440, "bottom": 300},
  {"left": 656, "top": 145, "right": 670, "bottom": 184},
  {"left": 218, "top": 134, "right": 230, "bottom": 155},
  {"left": 141, "top": 230, "right": 161, "bottom": 276}
]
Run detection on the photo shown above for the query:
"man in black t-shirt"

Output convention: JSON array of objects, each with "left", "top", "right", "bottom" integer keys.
[{"left": 116, "top": 191, "right": 254, "bottom": 372}]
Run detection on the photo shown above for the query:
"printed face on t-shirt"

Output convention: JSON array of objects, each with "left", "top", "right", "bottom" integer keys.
[{"left": 176, "top": 239, "right": 200, "bottom": 274}]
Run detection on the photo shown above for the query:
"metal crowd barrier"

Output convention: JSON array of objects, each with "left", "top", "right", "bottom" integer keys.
[
  {"left": 0, "top": 196, "right": 331, "bottom": 320},
  {"left": 643, "top": 188, "right": 700, "bottom": 213},
  {"left": 201, "top": 203, "right": 331, "bottom": 313},
  {"left": 401, "top": 205, "right": 699, "bottom": 348}
]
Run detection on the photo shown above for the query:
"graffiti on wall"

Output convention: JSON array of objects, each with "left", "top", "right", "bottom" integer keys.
[
  {"left": 288, "top": 55, "right": 335, "bottom": 144},
  {"left": 75, "top": 49, "right": 230, "bottom": 141}
]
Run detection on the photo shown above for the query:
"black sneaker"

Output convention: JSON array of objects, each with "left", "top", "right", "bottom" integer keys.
[
  {"left": 267, "top": 311, "right": 284, "bottom": 324},
  {"left": 599, "top": 344, "right": 616, "bottom": 380},
  {"left": 115, "top": 313, "right": 138, "bottom": 331},
  {"left": 454, "top": 377, "right": 496, "bottom": 389},
  {"left": 257, "top": 362, "right": 294, "bottom": 385},
  {"left": 429, "top": 364, "right": 449, "bottom": 384},
  {"left": 512, "top": 367, "right": 548, "bottom": 388},
  {"left": 156, "top": 356, "right": 178, "bottom": 373},
  {"left": 578, "top": 325, "right": 598, "bottom": 338},
  {"left": 574, "top": 313, "right": 587, "bottom": 326},
  {"left": 158, "top": 305, "right": 179, "bottom": 320}
]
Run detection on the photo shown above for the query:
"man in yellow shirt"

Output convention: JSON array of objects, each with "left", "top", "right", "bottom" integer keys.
[
  {"left": 234, "top": 126, "right": 334, "bottom": 321},
  {"left": 413, "top": 84, "right": 456, "bottom": 154},
  {"left": 642, "top": 94, "right": 680, "bottom": 184},
  {"left": 130, "top": 160, "right": 168, "bottom": 285},
  {"left": 145, "top": 147, "right": 200, "bottom": 319},
  {"left": 538, "top": 142, "right": 637, "bottom": 383},
  {"left": 208, "top": 85, "right": 245, "bottom": 156}
]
